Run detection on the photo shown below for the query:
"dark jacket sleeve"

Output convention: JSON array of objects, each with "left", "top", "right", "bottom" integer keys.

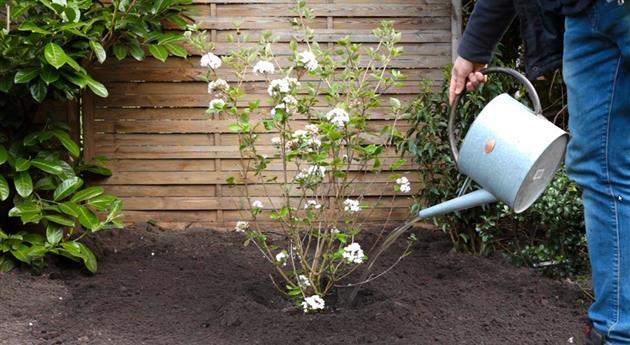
[{"left": 457, "top": 0, "right": 517, "bottom": 64}]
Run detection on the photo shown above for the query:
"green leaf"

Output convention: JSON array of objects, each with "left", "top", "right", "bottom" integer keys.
[
  {"left": 31, "top": 158, "right": 64, "bottom": 175},
  {"left": 149, "top": 45, "right": 168, "bottom": 62},
  {"left": 90, "top": 41, "right": 107, "bottom": 63},
  {"left": 79, "top": 164, "right": 112, "bottom": 176},
  {"left": 51, "top": 129, "right": 80, "bottom": 157},
  {"left": 76, "top": 205, "right": 99, "bottom": 230},
  {"left": 77, "top": 242, "right": 97, "bottom": 273},
  {"left": 61, "top": 70, "right": 88, "bottom": 88},
  {"left": 0, "top": 175, "right": 9, "bottom": 201},
  {"left": 71, "top": 186, "right": 104, "bottom": 202},
  {"left": 59, "top": 202, "right": 80, "bottom": 217},
  {"left": 18, "top": 21, "right": 52, "bottom": 34},
  {"left": 86, "top": 77, "right": 108, "bottom": 98},
  {"left": 14, "top": 68, "right": 39, "bottom": 84},
  {"left": 0, "top": 145, "right": 6, "bottom": 165},
  {"left": 128, "top": 40, "right": 145, "bottom": 61},
  {"left": 46, "top": 224, "right": 64, "bottom": 245},
  {"left": 14, "top": 171, "right": 33, "bottom": 198},
  {"left": 88, "top": 195, "right": 116, "bottom": 211},
  {"left": 15, "top": 158, "right": 30, "bottom": 172},
  {"left": 165, "top": 43, "right": 188, "bottom": 58},
  {"left": 30, "top": 78, "right": 48, "bottom": 103},
  {"left": 0, "top": 255, "right": 16, "bottom": 272},
  {"left": 54, "top": 176, "right": 83, "bottom": 201},
  {"left": 11, "top": 244, "right": 31, "bottom": 264},
  {"left": 34, "top": 176, "right": 56, "bottom": 191},
  {"left": 41, "top": 66, "right": 60, "bottom": 84},
  {"left": 60, "top": 241, "right": 82, "bottom": 258},
  {"left": 112, "top": 44, "right": 128, "bottom": 60},
  {"left": 45, "top": 214, "right": 75, "bottom": 227},
  {"left": 44, "top": 42, "right": 67, "bottom": 69},
  {"left": 9, "top": 202, "right": 40, "bottom": 217}
]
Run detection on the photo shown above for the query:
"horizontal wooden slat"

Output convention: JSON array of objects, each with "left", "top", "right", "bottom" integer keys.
[
  {"left": 92, "top": 106, "right": 413, "bottom": 121},
  {"left": 121, "top": 196, "right": 411, "bottom": 210},
  {"left": 98, "top": 170, "right": 419, "bottom": 185},
  {"left": 104, "top": 185, "right": 217, "bottom": 197},
  {"left": 215, "top": 29, "right": 449, "bottom": 43},
  {"left": 215, "top": 4, "right": 449, "bottom": 17},
  {"left": 190, "top": 16, "right": 449, "bottom": 30}
]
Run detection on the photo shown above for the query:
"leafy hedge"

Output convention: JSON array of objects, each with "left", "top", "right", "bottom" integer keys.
[{"left": 0, "top": 0, "right": 193, "bottom": 272}]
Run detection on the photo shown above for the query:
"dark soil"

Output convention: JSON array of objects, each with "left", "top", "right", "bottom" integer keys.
[{"left": 0, "top": 224, "right": 588, "bottom": 345}]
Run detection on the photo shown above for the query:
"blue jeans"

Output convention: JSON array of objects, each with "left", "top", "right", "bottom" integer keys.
[{"left": 563, "top": 1, "right": 630, "bottom": 344}]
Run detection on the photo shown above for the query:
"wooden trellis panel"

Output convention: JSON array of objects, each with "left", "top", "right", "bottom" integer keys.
[{"left": 84, "top": 0, "right": 457, "bottom": 229}]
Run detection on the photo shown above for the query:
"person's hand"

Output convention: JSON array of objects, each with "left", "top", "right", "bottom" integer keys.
[{"left": 448, "top": 56, "right": 487, "bottom": 106}]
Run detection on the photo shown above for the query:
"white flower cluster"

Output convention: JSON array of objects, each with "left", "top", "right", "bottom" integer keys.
[
  {"left": 267, "top": 77, "right": 300, "bottom": 97},
  {"left": 343, "top": 242, "right": 365, "bottom": 264},
  {"left": 297, "top": 50, "right": 318, "bottom": 71},
  {"left": 301, "top": 295, "right": 325, "bottom": 312},
  {"left": 252, "top": 200, "right": 263, "bottom": 209},
  {"left": 396, "top": 176, "right": 411, "bottom": 193},
  {"left": 270, "top": 95, "right": 299, "bottom": 117},
  {"left": 275, "top": 251, "right": 288, "bottom": 266},
  {"left": 298, "top": 274, "right": 311, "bottom": 288},
  {"left": 200, "top": 52, "right": 222, "bottom": 69},
  {"left": 304, "top": 200, "right": 321, "bottom": 210},
  {"left": 209, "top": 98, "right": 225, "bottom": 110},
  {"left": 285, "top": 125, "right": 321, "bottom": 152},
  {"left": 343, "top": 199, "right": 361, "bottom": 213},
  {"left": 208, "top": 79, "right": 229, "bottom": 94},
  {"left": 253, "top": 60, "right": 275, "bottom": 75},
  {"left": 295, "top": 165, "right": 326, "bottom": 182},
  {"left": 271, "top": 137, "right": 282, "bottom": 146},
  {"left": 325, "top": 108, "right": 349, "bottom": 128},
  {"left": 234, "top": 221, "right": 249, "bottom": 233}
]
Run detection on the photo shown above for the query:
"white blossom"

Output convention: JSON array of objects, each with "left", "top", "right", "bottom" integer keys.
[
  {"left": 234, "top": 221, "right": 249, "bottom": 232},
  {"left": 253, "top": 60, "right": 275, "bottom": 74},
  {"left": 343, "top": 199, "right": 361, "bottom": 213},
  {"left": 301, "top": 295, "right": 325, "bottom": 312},
  {"left": 209, "top": 98, "right": 225, "bottom": 110},
  {"left": 298, "top": 274, "right": 311, "bottom": 288},
  {"left": 304, "top": 200, "right": 321, "bottom": 210},
  {"left": 326, "top": 108, "right": 349, "bottom": 127},
  {"left": 208, "top": 79, "right": 229, "bottom": 94},
  {"left": 305, "top": 124, "right": 319, "bottom": 135},
  {"left": 275, "top": 251, "right": 288, "bottom": 266},
  {"left": 297, "top": 50, "right": 319, "bottom": 71},
  {"left": 283, "top": 95, "right": 298, "bottom": 106},
  {"left": 267, "top": 77, "right": 299, "bottom": 97},
  {"left": 271, "top": 137, "right": 282, "bottom": 146},
  {"left": 200, "top": 52, "right": 222, "bottom": 69},
  {"left": 330, "top": 227, "right": 340, "bottom": 235},
  {"left": 292, "top": 129, "right": 308, "bottom": 139},
  {"left": 295, "top": 165, "right": 326, "bottom": 182},
  {"left": 252, "top": 200, "right": 263, "bottom": 209},
  {"left": 343, "top": 242, "right": 365, "bottom": 264},
  {"left": 396, "top": 176, "right": 411, "bottom": 193}
]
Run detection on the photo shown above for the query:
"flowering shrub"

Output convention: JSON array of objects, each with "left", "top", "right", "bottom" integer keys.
[{"left": 192, "top": 0, "right": 415, "bottom": 312}]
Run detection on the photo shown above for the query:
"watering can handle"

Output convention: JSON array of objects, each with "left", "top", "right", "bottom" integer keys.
[{"left": 448, "top": 67, "right": 542, "bottom": 163}]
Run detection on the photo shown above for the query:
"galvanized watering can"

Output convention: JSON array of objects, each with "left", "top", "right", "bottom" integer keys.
[{"left": 418, "top": 67, "right": 569, "bottom": 219}]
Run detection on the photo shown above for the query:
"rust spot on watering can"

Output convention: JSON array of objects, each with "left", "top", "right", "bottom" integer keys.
[{"left": 485, "top": 139, "right": 496, "bottom": 154}]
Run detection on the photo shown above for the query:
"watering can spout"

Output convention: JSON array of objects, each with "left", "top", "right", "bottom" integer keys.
[{"left": 418, "top": 189, "right": 498, "bottom": 219}]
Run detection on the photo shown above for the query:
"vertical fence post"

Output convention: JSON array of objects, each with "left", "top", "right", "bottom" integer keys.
[
  {"left": 451, "top": 0, "right": 462, "bottom": 62},
  {"left": 82, "top": 90, "right": 95, "bottom": 161}
]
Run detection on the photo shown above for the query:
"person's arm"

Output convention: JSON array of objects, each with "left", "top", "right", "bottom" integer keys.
[{"left": 449, "top": 0, "right": 517, "bottom": 105}]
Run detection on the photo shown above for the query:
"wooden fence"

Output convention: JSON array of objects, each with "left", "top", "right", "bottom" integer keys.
[{"left": 82, "top": 0, "right": 460, "bottom": 229}]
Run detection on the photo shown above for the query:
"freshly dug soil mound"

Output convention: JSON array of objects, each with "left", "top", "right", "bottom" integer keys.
[{"left": 0, "top": 224, "right": 587, "bottom": 345}]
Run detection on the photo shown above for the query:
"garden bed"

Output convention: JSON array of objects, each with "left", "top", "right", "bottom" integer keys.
[{"left": 0, "top": 224, "right": 587, "bottom": 344}]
